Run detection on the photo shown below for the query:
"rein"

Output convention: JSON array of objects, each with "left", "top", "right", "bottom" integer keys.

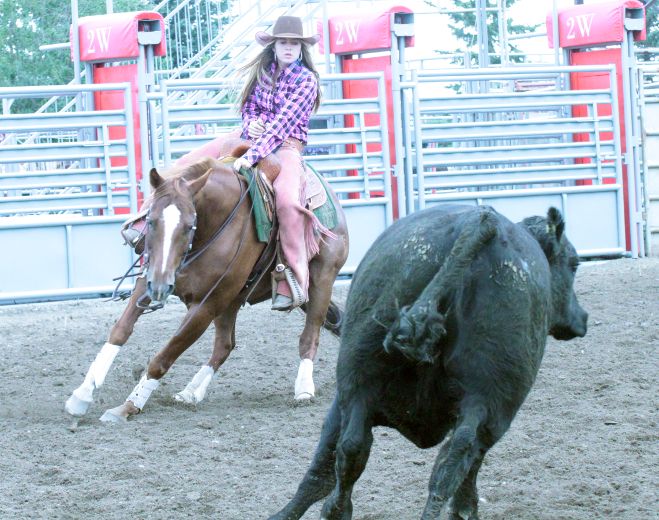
[
  {"left": 178, "top": 172, "right": 250, "bottom": 269},
  {"left": 170, "top": 170, "right": 257, "bottom": 333}
]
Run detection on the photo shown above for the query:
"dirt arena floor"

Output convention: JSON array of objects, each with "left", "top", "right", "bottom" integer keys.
[{"left": 0, "top": 257, "right": 657, "bottom": 520}]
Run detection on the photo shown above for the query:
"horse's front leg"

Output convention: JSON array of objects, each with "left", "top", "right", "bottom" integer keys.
[
  {"left": 65, "top": 277, "right": 149, "bottom": 417},
  {"left": 100, "top": 302, "right": 214, "bottom": 422},
  {"left": 174, "top": 305, "right": 239, "bottom": 405}
]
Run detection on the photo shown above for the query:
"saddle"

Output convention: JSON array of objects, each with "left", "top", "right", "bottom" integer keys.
[
  {"left": 120, "top": 137, "right": 334, "bottom": 251},
  {"left": 216, "top": 136, "right": 328, "bottom": 219}
]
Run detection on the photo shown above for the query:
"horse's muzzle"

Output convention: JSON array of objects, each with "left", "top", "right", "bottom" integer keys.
[{"left": 146, "top": 281, "right": 174, "bottom": 304}]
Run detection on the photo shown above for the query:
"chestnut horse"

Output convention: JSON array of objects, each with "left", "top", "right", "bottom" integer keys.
[{"left": 65, "top": 157, "right": 349, "bottom": 422}]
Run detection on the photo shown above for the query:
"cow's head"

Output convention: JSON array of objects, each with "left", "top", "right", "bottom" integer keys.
[{"left": 521, "top": 207, "right": 588, "bottom": 340}]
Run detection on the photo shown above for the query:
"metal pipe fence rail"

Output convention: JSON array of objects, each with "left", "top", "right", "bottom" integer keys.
[
  {"left": 397, "top": 65, "right": 628, "bottom": 258},
  {"left": 0, "top": 83, "right": 138, "bottom": 304}
]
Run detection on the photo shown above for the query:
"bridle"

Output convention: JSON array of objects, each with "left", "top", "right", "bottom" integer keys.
[{"left": 135, "top": 170, "right": 254, "bottom": 312}]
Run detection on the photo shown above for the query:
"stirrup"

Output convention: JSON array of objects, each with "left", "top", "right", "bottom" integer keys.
[{"left": 272, "top": 263, "right": 306, "bottom": 309}]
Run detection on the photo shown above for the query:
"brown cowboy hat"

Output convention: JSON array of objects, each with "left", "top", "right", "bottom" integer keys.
[{"left": 255, "top": 16, "right": 320, "bottom": 46}]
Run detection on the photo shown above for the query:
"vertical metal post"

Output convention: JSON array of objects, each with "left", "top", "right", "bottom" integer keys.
[
  {"left": 124, "top": 84, "right": 138, "bottom": 214},
  {"left": 552, "top": 0, "right": 561, "bottom": 66},
  {"left": 390, "top": 15, "right": 407, "bottom": 218},
  {"left": 378, "top": 73, "right": 393, "bottom": 227},
  {"left": 322, "top": 0, "right": 332, "bottom": 74},
  {"left": 621, "top": 16, "right": 644, "bottom": 257},
  {"left": 70, "top": 0, "right": 82, "bottom": 86},
  {"left": 608, "top": 65, "right": 628, "bottom": 255},
  {"left": 138, "top": 43, "right": 151, "bottom": 190},
  {"left": 475, "top": 0, "right": 490, "bottom": 69}
]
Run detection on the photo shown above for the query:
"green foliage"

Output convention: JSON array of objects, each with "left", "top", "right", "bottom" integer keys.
[
  {"left": 425, "top": 0, "right": 539, "bottom": 65},
  {"left": 637, "top": 2, "right": 659, "bottom": 53},
  {"left": 0, "top": 0, "right": 154, "bottom": 90}
]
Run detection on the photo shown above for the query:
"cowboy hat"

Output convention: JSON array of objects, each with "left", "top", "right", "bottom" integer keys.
[{"left": 255, "top": 16, "right": 320, "bottom": 46}]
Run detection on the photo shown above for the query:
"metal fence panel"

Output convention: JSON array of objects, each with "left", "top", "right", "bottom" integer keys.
[
  {"left": 404, "top": 66, "right": 627, "bottom": 257},
  {"left": 0, "top": 83, "right": 138, "bottom": 304}
]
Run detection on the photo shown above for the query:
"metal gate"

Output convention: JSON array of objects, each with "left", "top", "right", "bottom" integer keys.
[
  {"left": 397, "top": 65, "right": 627, "bottom": 258},
  {"left": 0, "top": 84, "right": 139, "bottom": 304}
]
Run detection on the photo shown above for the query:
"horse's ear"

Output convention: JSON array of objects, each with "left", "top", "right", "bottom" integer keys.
[
  {"left": 185, "top": 168, "right": 212, "bottom": 196},
  {"left": 150, "top": 168, "right": 164, "bottom": 190}
]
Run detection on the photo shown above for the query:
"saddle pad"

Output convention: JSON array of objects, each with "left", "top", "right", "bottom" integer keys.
[{"left": 241, "top": 164, "right": 338, "bottom": 243}]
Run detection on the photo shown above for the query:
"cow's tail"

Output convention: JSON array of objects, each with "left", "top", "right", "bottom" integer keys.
[{"left": 383, "top": 207, "right": 498, "bottom": 363}]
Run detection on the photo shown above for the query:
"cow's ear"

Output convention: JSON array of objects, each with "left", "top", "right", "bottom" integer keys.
[
  {"left": 150, "top": 167, "right": 164, "bottom": 190},
  {"left": 543, "top": 207, "right": 565, "bottom": 260}
]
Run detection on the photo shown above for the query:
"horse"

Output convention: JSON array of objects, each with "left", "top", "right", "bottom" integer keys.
[{"left": 65, "top": 155, "right": 349, "bottom": 422}]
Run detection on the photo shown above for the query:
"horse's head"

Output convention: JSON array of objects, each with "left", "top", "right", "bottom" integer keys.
[{"left": 144, "top": 160, "right": 213, "bottom": 304}]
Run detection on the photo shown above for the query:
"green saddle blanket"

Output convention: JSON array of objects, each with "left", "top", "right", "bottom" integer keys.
[{"left": 240, "top": 164, "right": 338, "bottom": 243}]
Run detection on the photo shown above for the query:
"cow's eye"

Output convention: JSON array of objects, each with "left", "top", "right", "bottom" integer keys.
[{"left": 569, "top": 258, "right": 580, "bottom": 273}]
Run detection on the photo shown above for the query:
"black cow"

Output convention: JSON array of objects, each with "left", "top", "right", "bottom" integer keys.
[{"left": 269, "top": 204, "right": 588, "bottom": 520}]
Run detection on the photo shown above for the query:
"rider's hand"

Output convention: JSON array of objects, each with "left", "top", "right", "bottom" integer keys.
[
  {"left": 233, "top": 157, "right": 252, "bottom": 172},
  {"left": 247, "top": 119, "right": 265, "bottom": 139}
]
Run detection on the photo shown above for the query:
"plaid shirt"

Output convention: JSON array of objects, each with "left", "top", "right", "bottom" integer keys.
[{"left": 241, "top": 60, "right": 318, "bottom": 166}]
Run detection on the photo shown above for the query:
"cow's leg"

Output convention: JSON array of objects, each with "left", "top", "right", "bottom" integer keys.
[
  {"left": 422, "top": 400, "right": 488, "bottom": 519},
  {"left": 268, "top": 397, "right": 341, "bottom": 520},
  {"left": 447, "top": 455, "right": 485, "bottom": 520},
  {"left": 294, "top": 260, "right": 338, "bottom": 401},
  {"left": 174, "top": 307, "right": 239, "bottom": 405},
  {"left": 65, "top": 277, "right": 149, "bottom": 417},
  {"left": 100, "top": 303, "right": 213, "bottom": 422},
  {"left": 320, "top": 398, "right": 372, "bottom": 520}
]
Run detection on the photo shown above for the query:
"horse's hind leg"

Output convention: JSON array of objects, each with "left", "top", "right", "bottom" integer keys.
[
  {"left": 269, "top": 397, "right": 342, "bottom": 520},
  {"left": 174, "top": 306, "right": 239, "bottom": 405},
  {"left": 100, "top": 303, "right": 214, "bottom": 422},
  {"left": 65, "top": 277, "right": 149, "bottom": 417},
  {"left": 294, "top": 260, "right": 340, "bottom": 401}
]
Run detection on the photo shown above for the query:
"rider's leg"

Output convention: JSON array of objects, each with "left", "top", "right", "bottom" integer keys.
[{"left": 272, "top": 139, "right": 309, "bottom": 309}]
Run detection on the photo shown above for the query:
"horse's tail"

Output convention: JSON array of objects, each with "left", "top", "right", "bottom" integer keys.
[{"left": 322, "top": 299, "right": 343, "bottom": 337}]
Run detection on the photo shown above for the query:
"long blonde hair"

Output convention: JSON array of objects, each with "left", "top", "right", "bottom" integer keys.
[{"left": 237, "top": 41, "right": 321, "bottom": 113}]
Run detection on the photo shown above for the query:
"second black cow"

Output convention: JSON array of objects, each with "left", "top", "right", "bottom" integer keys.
[{"left": 269, "top": 204, "right": 588, "bottom": 520}]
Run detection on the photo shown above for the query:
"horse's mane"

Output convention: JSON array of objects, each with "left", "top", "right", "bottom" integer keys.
[{"left": 151, "top": 157, "right": 232, "bottom": 201}]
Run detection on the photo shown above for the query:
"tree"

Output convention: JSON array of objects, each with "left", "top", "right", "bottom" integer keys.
[
  {"left": 637, "top": 0, "right": 659, "bottom": 53},
  {"left": 424, "top": 0, "right": 539, "bottom": 66},
  {"left": 0, "top": 0, "right": 154, "bottom": 89}
]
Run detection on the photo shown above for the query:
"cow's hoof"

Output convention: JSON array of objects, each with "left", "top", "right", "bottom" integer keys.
[{"left": 65, "top": 394, "right": 92, "bottom": 417}]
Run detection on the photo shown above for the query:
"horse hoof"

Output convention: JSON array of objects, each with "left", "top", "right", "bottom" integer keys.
[
  {"left": 65, "top": 394, "right": 92, "bottom": 417},
  {"left": 173, "top": 390, "right": 197, "bottom": 405},
  {"left": 294, "top": 392, "right": 314, "bottom": 402},
  {"left": 99, "top": 407, "right": 129, "bottom": 423}
]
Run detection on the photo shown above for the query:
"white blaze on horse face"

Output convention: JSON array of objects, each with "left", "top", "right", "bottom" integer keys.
[{"left": 161, "top": 204, "right": 182, "bottom": 274}]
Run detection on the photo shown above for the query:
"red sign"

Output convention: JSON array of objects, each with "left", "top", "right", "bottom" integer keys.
[
  {"left": 319, "top": 6, "right": 414, "bottom": 55},
  {"left": 73, "top": 11, "right": 167, "bottom": 62},
  {"left": 547, "top": 0, "right": 645, "bottom": 49}
]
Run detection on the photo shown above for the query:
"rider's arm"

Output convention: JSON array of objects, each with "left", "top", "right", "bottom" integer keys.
[{"left": 242, "top": 72, "right": 317, "bottom": 166}]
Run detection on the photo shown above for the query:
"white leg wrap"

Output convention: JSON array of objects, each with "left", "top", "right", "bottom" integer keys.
[
  {"left": 127, "top": 374, "right": 160, "bottom": 410},
  {"left": 67, "top": 343, "right": 120, "bottom": 413},
  {"left": 294, "top": 358, "right": 315, "bottom": 401},
  {"left": 175, "top": 365, "right": 215, "bottom": 404}
]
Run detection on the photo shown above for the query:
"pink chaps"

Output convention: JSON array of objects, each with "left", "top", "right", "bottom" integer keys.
[{"left": 175, "top": 131, "right": 334, "bottom": 302}]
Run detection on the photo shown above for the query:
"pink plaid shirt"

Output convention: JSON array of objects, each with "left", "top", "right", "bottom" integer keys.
[{"left": 241, "top": 60, "right": 318, "bottom": 166}]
